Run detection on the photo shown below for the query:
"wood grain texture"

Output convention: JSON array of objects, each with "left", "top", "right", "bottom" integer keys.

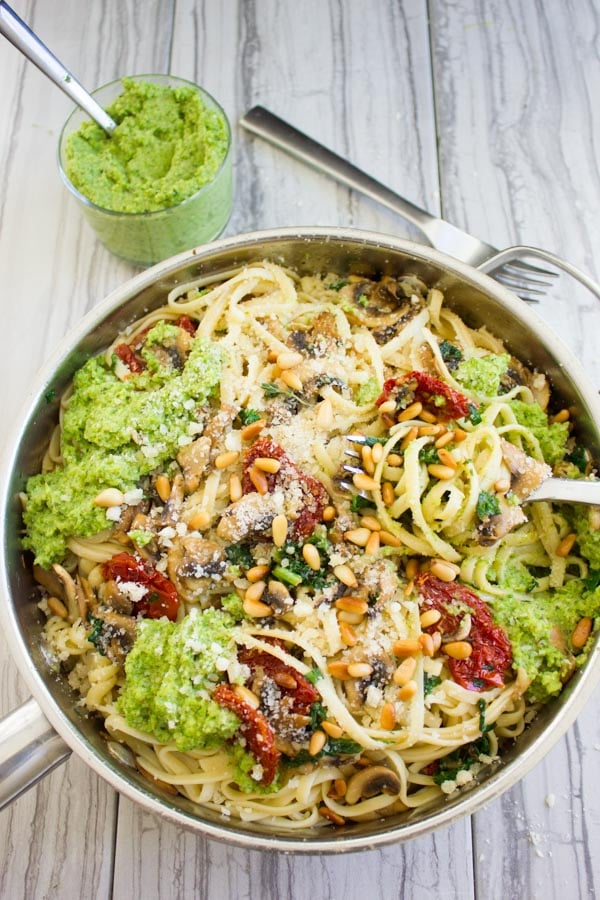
[{"left": 1, "top": 0, "right": 600, "bottom": 897}]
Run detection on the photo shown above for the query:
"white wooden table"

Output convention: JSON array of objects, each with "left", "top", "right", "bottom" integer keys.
[{"left": 1, "top": 1, "right": 599, "bottom": 898}]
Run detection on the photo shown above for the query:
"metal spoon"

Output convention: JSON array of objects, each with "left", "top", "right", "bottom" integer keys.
[{"left": 0, "top": 1, "right": 116, "bottom": 135}]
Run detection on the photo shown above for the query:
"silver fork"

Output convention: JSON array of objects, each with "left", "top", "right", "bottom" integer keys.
[
  {"left": 342, "top": 435, "right": 600, "bottom": 506},
  {"left": 240, "top": 106, "right": 600, "bottom": 303}
]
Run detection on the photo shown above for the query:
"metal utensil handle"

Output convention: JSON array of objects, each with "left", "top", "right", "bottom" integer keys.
[
  {"left": 0, "top": 1, "right": 116, "bottom": 135},
  {"left": 526, "top": 477, "right": 600, "bottom": 505},
  {"left": 240, "top": 105, "right": 435, "bottom": 237},
  {"left": 0, "top": 697, "right": 71, "bottom": 809}
]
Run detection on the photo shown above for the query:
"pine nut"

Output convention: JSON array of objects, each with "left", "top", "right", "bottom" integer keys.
[
  {"left": 454, "top": 428, "right": 468, "bottom": 442},
  {"left": 379, "top": 530, "right": 402, "bottom": 547},
  {"left": 322, "top": 721, "right": 345, "bottom": 739},
  {"left": 215, "top": 450, "right": 239, "bottom": 469},
  {"left": 309, "top": 730, "right": 327, "bottom": 756},
  {"left": 93, "top": 488, "right": 125, "bottom": 508},
  {"left": 155, "top": 474, "right": 171, "bottom": 503},
  {"left": 398, "top": 680, "right": 418, "bottom": 701},
  {"left": 397, "top": 401, "right": 423, "bottom": 422},
  {"left": 241, "top": 419, "right": 266, "bottom": 441},
  {"left": 361, "top": 444, "right": 375, "bottom": 475},
  {"left": 405, "top": 558, "right": 420, "bottom": 580},
  {"left": 437, "top": 448, "right": 457, "bottom": 469},
  {"left": 556, "top": 533, "right": 577, "bottom": 557},
  {"left": 378, "top": 399, "right": 396, "bottom": 414},
  {"left": 420, "top": 608, "right": 442, "bottom": 629},
  {"left": 243, "top": 596, "right": 273, "bottom": 617},
  {"left": 553, "top": 408, "right": 570, "bottom": 423},
  {"left": 352, "top": 472, "right": 379, "bottom": 492},
  {"left": 337, "top": 610, "right": 365, "bottom": 625},
  {"left": 246, "top": 564, "right": 269, "bottom": 583},
  {"left": 427, "top": 463, "right": 456, "bottom": 481},
  {"left": 323, "top": 505, "right": 337, "bottom": 522},
  {"left": 245, "top": 580, "right": 266, "bottom": 602},
  {"left": 333, "top": 778, "right": 347, "bottom": 798},
  {"left": 267, "top": 349, "right": 279, "bottom": 362},
  {"left": 572, "top": 616, "right": 592, "bottom": 648},
  {"left": 272, "top": 514, "right": 289, "bottom": 547},
  {"left": 339, "top": 620, "right": 358, "bottom": 646},
  {"left": 371, "top": 442, "right": 384, "bottom": 464},
  {"left": 233, "top": 685, "right": 260, "bottom": 709},
  {"left": 249, "top": 466, "right": 269, "bottom": 494},
  {"left": 419, "top": 424, "right": 444, "bottom": 437},
  {"left": 319, "top": 806, "right": 346, "bottom": 826},
  {"left": 404, "top": 580, "right": 414, "bottom": 597},
  {"left": 229, "top": 473, "right": 243, "bottom": 502},
  {"left": 347, "top": 662, "right": 373, "bottom": 678},
  {"left": 317, "top": 398, "right": 333, "bottom": 429},
  {"left": 302, "top": 543, "right": 321, "bottom": 570},
  {"left": 277, "top": 350, "right": 303, "bottom": 369},
  {"left": 494, "top": 478, "right": 510, "bottom": 493},
  {"left": 254, "top": 457, "right": 281, "bottom": 474},
  {"left": 444, "top": 640, "right": 473, "bottom": 660},
  {"left": 48, "top": 596, "right": 68, "bottom": 618},
  {"left": 393, "top": 638, "right": 422, "bottom": 656},
  {"left": 188, "top": 509, "right": 211, "bottom": 531},
  {"left": 393, "top": 656, "right": 417, "bottom": 686},
  {"left": 432, "top": 631, "right": 442, "bottom": 652},
  {"left": 382, "top": 482, "right": 395, "bottom": 506},
  {"left": 419, "top": 409, "right": 438, "bottom": 424},
  {"left": 380, "top": 702, "right": 396, "bottom": 730},
  {"left": 435, "top": 430, "right": 455, "bottom": 449},
  {"left": 281, "top": 369, "right": 303, "bottom": 392},
  {"left": 419, "top": 633, "right": 435, "bottom": 657},
  {"left": 365, "top": 531, "right": 380, "bottom": 556},
  {"left": 333, "top": 564, "right": 358, "bottom": 587},
  {"left": 344, "top": 528, "right": 371, "bottom": 547},
  {"left": 430, "top": 559, "right": 460, "bottom": 582},
  {"left": 335, "top": 596, "right": 368, "bottom": 615},
  {"left": 360, "top": 516, "right": 381, "bottom": 531},
  {"left": 387, "top": 453, "right": 403, "bottom": 467},
  {"left": 400, "top": 426, "right": 419, "bottom": 450},
  {"left": 327, "top": 661, "right": 352, "bottom": 680},
  {"left": 272, "top": 671, "right": 298, "bottom": 690}
]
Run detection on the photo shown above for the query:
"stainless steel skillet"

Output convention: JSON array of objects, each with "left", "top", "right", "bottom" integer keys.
[{"left": 0, "top": 228, "right": 599, "bottom": 853}]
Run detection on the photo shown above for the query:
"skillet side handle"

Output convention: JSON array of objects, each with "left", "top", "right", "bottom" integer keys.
[{"left": 0, "top": 697, "right": 71, "bottom": 810}]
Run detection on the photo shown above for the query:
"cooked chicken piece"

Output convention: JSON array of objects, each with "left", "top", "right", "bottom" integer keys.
[
  {"left": 216, "top": 492, "right": 279, "bottom": 542},
  {"left": 500, "top": 439, "right": 552, "bottom": 500}
]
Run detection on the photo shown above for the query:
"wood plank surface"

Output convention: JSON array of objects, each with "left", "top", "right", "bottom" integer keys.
[{"left": 0, "top": 0, "right": 599, "bottom": 898}]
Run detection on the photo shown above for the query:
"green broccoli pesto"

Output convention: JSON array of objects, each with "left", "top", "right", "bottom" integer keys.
[
  {"left": 354, "top": 377, "right": 381, "bottom": 406},
  {"left": 571, "top": 507, "right": 600, "bottom": 569},
  {"left": 227, "top": 743, "right": 280, "bottom": 794},
  {"left": 117, "top": 607, "right": 240, "bottom": 750},
  {"left": 508, "top": 400, "right": 569, "bottom": 466},
  {"left": 22, "top": 326, "right": 224, "bottom": 567},
  {"left": 491, "top": 577, "right": 600, "bottom": 703},
  {"left": 455, "top": 352, "right": 510, "bottom": 398}
]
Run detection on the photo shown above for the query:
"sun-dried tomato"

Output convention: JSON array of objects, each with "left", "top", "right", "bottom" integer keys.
[
  {"left": 102, "top": 552, "right": 179, "bottom": 621},
  {"left": 213, "top": 683, "right": 280, "bottom": 785},
  {"left": 114, "top": 343, "right": 145, "bottom": 373},
  {"left": 239, "top": 647, "right": 319, "bottom": 715},
  {"left": 175, "top": 314, "right": 197, "bottom": 335},
  {"left": 243, "top": 438, "right": 329, "bottom": 539},
  {"left": 416, "top": 573, "right": 513, "bottom": 691},
  {"left": 376, "top": 371, "right": 473, "bottom": 422}
]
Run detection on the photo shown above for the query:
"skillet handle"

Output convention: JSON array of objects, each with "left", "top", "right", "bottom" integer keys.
[{"left": 0, "top": 697, "right": 71, "bottom": 809}]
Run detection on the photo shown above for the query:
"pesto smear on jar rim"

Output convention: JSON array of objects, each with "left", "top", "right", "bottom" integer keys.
[{"left": 64, "top": 77, "right": 230, "bottom": 214}]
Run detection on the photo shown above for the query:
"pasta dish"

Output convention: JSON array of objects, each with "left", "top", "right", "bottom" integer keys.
[{"left": 22, "top": 262, "right": 600, "bottom": 829}]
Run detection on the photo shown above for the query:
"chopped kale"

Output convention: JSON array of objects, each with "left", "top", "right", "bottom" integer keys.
[
  {"left": 284, "top": 737, "right": 362, "bottom": 767},
  {"left": 439, "top": 340, "right": 464, "bottom": 367},
  {"left": 350, "top": 494, "right": 376, "bottom": 512},
  {"left": 305, "top": 666, "right": 323, "bottom": 684},
  {"left": 239, "top": 408, "right": 262, "bottom": 425},
  {"left": 44, "top": 388, "right": 57, "bottom": 404},
  {"left": 476, "top": 490, "right": 501, "bottom": 521},
  {"left": 431, "top": 736, "right": 491, "bottom": 785},
  {"left": 309, "top": 701, "right": 328, "bottom": 730},
  {"left": 477, "top": 698, "right": 493, "bottom": 734},
  {"left": 261, "top": 382, "right": 309, "bottom": 408},
  {"left": 327, "top": 279, "right": 349, "bottom": 291},
  {"left": 87, "top": 614, "right": 106, "bottom": 655},
  {"left": 419, "top": 445, "right": 441, "bottom": 465},
  {"left": 423, "top": 673, "right": 442, "bottom": 695},
  {"left": 225, "top": 543, "right": 254, "bottom": 569},
  {"left": 584, "top": 570, "right": 600, "bottom": 591},
  {"left": 566, "top": 444, "right": 589, "bottom": 474},
  {"left": 271, "top": 533, "right": 332, "bottom": 590},
  {"left": 468, "top": 403, "right": 483, "bottom": 425},
  {"left": 361, "top": 435, "right": 386, "bottom": 447}
]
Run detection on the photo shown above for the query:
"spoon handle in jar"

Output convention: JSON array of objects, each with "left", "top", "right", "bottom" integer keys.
[{"left": 0, "top": 1, "right": 116, "bottom": 135}]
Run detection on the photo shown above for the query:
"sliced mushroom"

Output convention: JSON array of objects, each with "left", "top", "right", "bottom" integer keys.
[
  {"left": 288, "top": 311, "right": 340, "bottom": 358},
  {"left": 343, "top": 652, "right": 395, "bottom": 712},
  {"left": 162, "top": 473, "right": 185, "bottom": 525},
  {"left": 477, "top": 498, "right": 528, "bottom": 546},
  {"left": 52, "top": 563, "right": 83, "bottom": 622},
  {"left": 102, "top": 578, "right": 134, "bottom": 615},
  {"left": 338, "top": 278, "right": 427, "bottom": 344},
  {"left": 500, "top": 357, "right": 550, "bottom": 411},
  {"left": 204, "top": 404, "right": 238, "bottom": 450},
  {"left": 216, "top": 492, "right": 278, "bottom": 542},
  {"left": 344, "top": 765, "right": 402, "bottom": 805},
  {"left": 177, "top": 436, "right": 211, "bottom": 493},
  {"left": 357, "top": 558, "right": 399, "bottom": 610},
  {"left": 500, "top": 439, "right": 551, "bottom": 500},
  {"left": 91, "top": 608, "right": 138, "bottom": 664},
  {"left": 167, "top": 537, "right": 227, "bottom": 600},
  {"left": 263, "top": 580, "right": 293, "bottom": 616}
]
